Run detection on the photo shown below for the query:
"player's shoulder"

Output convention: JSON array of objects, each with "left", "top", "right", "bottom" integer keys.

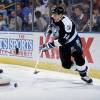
[{"left": 61, "top": 15, "right": 72, "bottom": 25}]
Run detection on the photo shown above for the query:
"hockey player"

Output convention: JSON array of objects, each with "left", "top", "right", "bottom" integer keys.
[{"left": 40, "top": 6, "right": 93, "bottom": 83}]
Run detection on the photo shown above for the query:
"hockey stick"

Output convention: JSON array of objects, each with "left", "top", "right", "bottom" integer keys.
[
  {"left": 33, "top": 50, "right": 42, "bottom": 74},
  {"left": 33, "top": 31, "right": 52, "bottom": 74}
]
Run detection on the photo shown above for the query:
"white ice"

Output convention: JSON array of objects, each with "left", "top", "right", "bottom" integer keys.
[{"left": 0, "top": 64, "right": 100, "bottom": 100}]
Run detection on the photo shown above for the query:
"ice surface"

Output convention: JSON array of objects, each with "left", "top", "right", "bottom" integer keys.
[{"left": 0, "top": 64, "right": 100, "bottom": 100}]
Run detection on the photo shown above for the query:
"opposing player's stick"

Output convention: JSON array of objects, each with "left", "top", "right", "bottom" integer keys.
[{"left": 33, "top": 50, "right": 42, "bottom": 74}]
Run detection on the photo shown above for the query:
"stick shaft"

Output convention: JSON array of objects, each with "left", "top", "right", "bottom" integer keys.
[{"left": 34, "top": 50, "right": 42, "bottom": 72}]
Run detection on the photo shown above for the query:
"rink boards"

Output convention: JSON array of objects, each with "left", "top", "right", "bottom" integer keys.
[{"left": 0, "top": 32, "right": 100, "bottom": 79}]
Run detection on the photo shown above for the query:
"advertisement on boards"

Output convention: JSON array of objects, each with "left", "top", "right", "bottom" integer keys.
[{"left": 0, "top": 32, "right": 34, "bottom": 59}]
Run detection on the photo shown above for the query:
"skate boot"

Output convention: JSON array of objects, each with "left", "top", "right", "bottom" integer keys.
[
  {"left": 0, "top": 69, "right": 3, "bottom": 73},
  {"left": 76, "top": 66, "right": 93, "bottom": 84}
]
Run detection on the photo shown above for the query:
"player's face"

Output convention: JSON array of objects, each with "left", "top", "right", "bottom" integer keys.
[{"left": 51, "top": 13, "right": 62, "bottom": 22}]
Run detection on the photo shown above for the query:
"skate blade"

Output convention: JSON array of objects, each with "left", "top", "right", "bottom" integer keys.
[{"left": 81, "top": 78, "right": 93, "bottom": 85}]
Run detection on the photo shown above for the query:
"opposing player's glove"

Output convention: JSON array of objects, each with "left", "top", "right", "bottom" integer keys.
[{"left": 39, "top": 42, "right": 55, "bottom": 52}]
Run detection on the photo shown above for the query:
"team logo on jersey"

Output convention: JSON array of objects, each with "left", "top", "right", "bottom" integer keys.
[{"left": 67, "top": 25, "right": 71, "bottom": 31}]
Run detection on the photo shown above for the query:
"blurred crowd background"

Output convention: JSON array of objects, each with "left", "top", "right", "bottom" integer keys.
[{"left": 0, "top": 0, "right": 100, "bottom": 32}]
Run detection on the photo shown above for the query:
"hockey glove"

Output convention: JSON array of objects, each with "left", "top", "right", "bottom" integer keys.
[{"left": 39, "top": 42, "right": 55, "bottom": 52}]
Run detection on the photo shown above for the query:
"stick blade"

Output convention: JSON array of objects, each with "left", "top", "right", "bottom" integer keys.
[{"left": 34, "top": 71, "right": 39, "bottom": 74}]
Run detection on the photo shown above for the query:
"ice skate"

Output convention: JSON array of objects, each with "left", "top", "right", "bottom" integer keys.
[
  {"left": 81, "top": 76, "right": 93, "bottom": 84},
  {"left": 76, "top": 66, "right": 93, "bottom": 84}
]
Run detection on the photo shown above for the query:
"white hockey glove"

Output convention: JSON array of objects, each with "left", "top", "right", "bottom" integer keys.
[{"left": 39, "top": 42, "right": 55, "bottom": 52}]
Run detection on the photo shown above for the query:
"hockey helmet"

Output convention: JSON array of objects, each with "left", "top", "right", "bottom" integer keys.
[{"left": 51, "top": 6, "right": 64, "bottom": 15}]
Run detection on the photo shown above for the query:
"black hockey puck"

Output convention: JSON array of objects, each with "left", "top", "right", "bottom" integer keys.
[
  {"left": 15, "top": 47, "right": 19, "bottom": 54},
  {"left": 0, "top": 69, "right": 3, "bottom": 73},
  {"left": 14, "top": 82, "right": 18, "bottom": 87}
]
